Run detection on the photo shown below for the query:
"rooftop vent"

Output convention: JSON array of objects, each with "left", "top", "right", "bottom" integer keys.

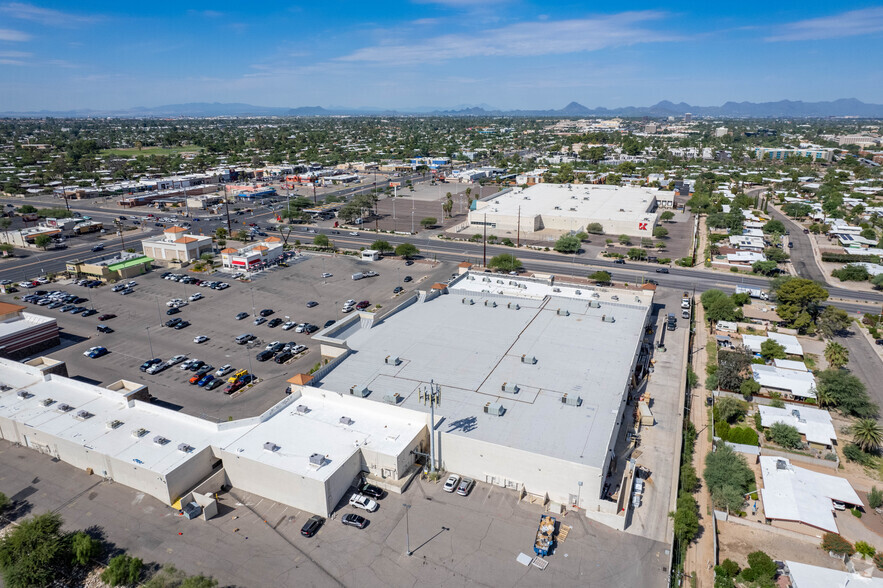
[
  {"left": 575, "top": 290, "right": 582, "bottom": 295},
  {"left": 40, "top": 398, "right": 55, "bottom": 406},
  {"left": 521, "top": 354, "right": 537, "bottom": 365},
  {"left": 16, "top": 390, "right": 33, "bottom": 399},
  {"left": 263, "top": 441, "right": 280, "bottom": 452},
  {"left": 57, "top": 403, "right": 74, "bottom": 412},
  {"left": 339, "top": 416, "right": 354, "bottom": 426},
  {"left": 349, "top": 386, "right": 370, "bottom": 398},
  {"left": 75, "top": 410, "right": 93, "bottom": 420},
  {"left": 462, "top": 297, "right": 474, "bottom": 304},
  {"left": 385, "top": 355, "right": 401, "bottom": 366},
  {"left": 383, "top": 393, "right": 400, "bottom": 405},
  {"left": 775, "top": 459, "right": 788, "bottom": 470},
  {"left": 501, "top": 382, "right": 520, "bottom": 394},
  {"left": 133, "top": 427, "right": 148, "bottom": 438},
  {"left": 552, "top": 287, "right": 561, "bottom": 293},
  {"left": 507, "top": 302, "right": 520, "bottom": 310},
  {"left": 296, "top": 404, "right": 310, "bottom": 414},
  {"left": 554, "top": 206, "right": 561, "bottom": 210},
  {"left": 308, "top": 453, "right": 326, "bottom": 468},
  {"left": 557, "top": 309, "right": 570, "bottom": 316},
  {"left": 561, "top": 394, "right": 583, "bottom": 407},
  {"left": 592, "top": 292, "right": 600, "bottom": 298},
  {"left": 484, "top": 300, "right": 497, "bottom": 308},
  {"left": 177, "top": 443, "right": 194, "bottom": 453},
  {"left": 484, "top": 402, "right": 505, "bottom": 416},
  {"left": 601, "top": 315, "right": 616, "bottom": 323},
  {"left": 106, "top": 419, "right": 123, "bottom": 430},
  {"left": 153, "top": 435, "right": 169, "bottom": 446},
  {"left": 589, "top": 300, "right": 600, "bottom": 308}
]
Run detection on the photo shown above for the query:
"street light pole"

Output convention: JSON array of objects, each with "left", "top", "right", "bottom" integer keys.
[
  {"left": 403, "top": 503, "right": 412, "bottom": 556},
  {"left": 146, "top": 326, "right": 154, "bottom": 358}
]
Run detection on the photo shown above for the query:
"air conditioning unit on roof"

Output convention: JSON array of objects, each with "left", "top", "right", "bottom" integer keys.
[{"left": 484, "top": 402, "right": 505, "bottom": 416}]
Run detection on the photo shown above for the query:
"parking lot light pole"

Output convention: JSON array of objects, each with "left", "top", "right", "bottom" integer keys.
[
  {"left": 403, "top": 503, "right": 412, "bottom": 556},
  {"left": 145, "top": 326, "right": 154, "bottom": 359}
]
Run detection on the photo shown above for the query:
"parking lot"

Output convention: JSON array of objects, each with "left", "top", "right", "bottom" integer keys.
[{"left": 10, "top": 252, "right": 453, "bottom": 420}]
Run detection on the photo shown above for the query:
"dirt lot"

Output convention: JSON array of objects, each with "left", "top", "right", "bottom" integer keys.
[{"left": 717, "top": 521, "right": 840, "bottom": 570}]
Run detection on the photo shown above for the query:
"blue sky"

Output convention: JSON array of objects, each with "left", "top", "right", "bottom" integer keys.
[{"left": 1, "top": 1, "right": 882, "bottom": 111}]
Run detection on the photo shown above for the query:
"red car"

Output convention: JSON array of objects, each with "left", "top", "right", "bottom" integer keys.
[
  {"left": 98, "top": 313, "right": 117, "bottom": 320},
  {"left": 355, "top": 300, "right": 370, "bottom": 310}
]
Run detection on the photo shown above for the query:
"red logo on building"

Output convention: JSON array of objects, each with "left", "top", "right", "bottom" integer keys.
[{"left": 638, "top": 222, "right": 648, "bottom": 231}]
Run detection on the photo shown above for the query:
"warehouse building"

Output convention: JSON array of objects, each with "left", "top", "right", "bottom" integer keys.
[
  {"left": 0, "top": 302, "right": 59, "bottom": 359},
  {"left": 309, "top": 272, "right": 654, "bottom": 530},
  {"left": 467, "top": 184, "right": 665, "bottom": 239}
]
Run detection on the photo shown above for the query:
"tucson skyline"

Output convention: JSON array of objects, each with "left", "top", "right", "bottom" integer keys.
[{"left": 1, "top": 1, "right": 882, "bottom": 111}]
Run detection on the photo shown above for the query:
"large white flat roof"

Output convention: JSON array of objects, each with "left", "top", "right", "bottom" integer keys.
[
  {"left": 0, "top": 312, "right": 56, "bottom": 340},
  {"left": 314, "top": 274, "right": 653, "bottom": 468},
  {"left": 474, "top": 184, "right": 664, "bottom": 223},
  {"left": 759, "top": 456, "right": 861, "bottom": 533},
  {"left": 786, "top": 560, "right": 883, "bottom": 588}
]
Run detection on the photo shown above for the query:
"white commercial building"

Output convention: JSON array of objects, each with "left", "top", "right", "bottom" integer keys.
[
  {"left": 312, "top": 273, "right": 654, "bottom": 530},
  {"left": 141, "top": 227, "right": 213, "bottom": 264},
  {"left": 759, "top": 456, "right": 861, "bottom": 534},
  {"left": 468, "top": 184, "right": 665, "bottom": 239}
]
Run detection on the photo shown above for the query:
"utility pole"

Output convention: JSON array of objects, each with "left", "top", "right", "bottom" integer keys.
[
  {"left": 483, "top": 213, "right": 487, "bottom": 267},
  {"left": 517, "top": 206, "right": 521, "bottom": 248},
  {"left": 312, "top": 182, "right": 317, "bottom": 204},
  {"left": 115, "top": 220, "right": 125, "bottom": 248},
  {"left": 145, "top": 326, "right": 154, "bottom": 358},
  {"left": 403, "top": 503, "right": 412, "bottom": 556},
  {"left": 224, "top": 189, "right": 232, "bottom": 237}
]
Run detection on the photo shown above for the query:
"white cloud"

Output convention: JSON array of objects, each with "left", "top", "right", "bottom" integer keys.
[
  {"left": 413, "top": 0, "right": 509, "bottom": 6},
  {"left": 187, "top": 9, "right": 224, "bottom": 18},
  {"left": 766, "top": 7, "right": 883, "bottom": 41},
  {"left": 0, "top": 50, "right": 31, "bottom": 57},
  {"left": 338, "top": 12, "right": 677, "bottom": 64},
  {"left": 0, "top": 58, "right": 26, "bottom": 65},
  {"left": 0, "top": 28, "right": 29, "bottom": 41},
  {"left": 0, "top": 2, "right": 99, "bottom": 26}
]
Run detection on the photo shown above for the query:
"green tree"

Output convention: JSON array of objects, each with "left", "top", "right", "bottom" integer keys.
[
  {"left": 704, "top": 444, "right": 754, "bottom": 512},
  {"left": 143, "top": 564, "right": 186, "bottom": 588},
  {"left": 553, "top": 234, "right": 581, "bottom": 254},
  {"left": 816, "top": 369, "right": 877, "bottom": 418},
  {"left": 872, "top": 274, "right": 883, "bottom": 290},
  {"left": 680, "top": 463, "right": 699, "bottom": 493},
  {"left": 214, "top": 227, "right": 227, "bottom": 240},
  {"left": 0, "top": 512, "right": 66, "bottom": 588},
  {"left": 660, "top": 211, "right": 675, "bottom": 222},
  {"left": 824, "top": 341, "right": 849, "bottom": 368},
  {"left": 627, "top": 248, "right": 647, "bottom": 260},
  {"left": 762, "top": 220, "right": 786, "bottom": 235},
  {"left": 618, "top": 234, "right": 631, "bottom": 245},
  {"left": 701, "top": 290, "right": 738, "bottom": 323},
  {"left": 234, "top": 229, "right": 249, "bottom": 243},
  {"left": 34, "top": 234, "right": 53, "bottom": 250},
  {"left": 585, "top": 222, "right": 604, "bottom": 234},
  {"left": 395, "top": 243, "right": 419, "bottom": 259},
  {"left": 16, "top": 204, "right": 37, "bottom": 214},
  {"left": 101, "top": 554, "right": 143, "bottom": 587},
  {"left": 487, "top": 254, "right": 523, "bottom": 272},
  {"left": 817, "top": 306, "right": 851, "bottom": 338},
  {"left": 752, "top": 260, "right": 779, "bottom": 275},
  {"left": 764, "top": 247, "right": 789, "bottom": 262},
  {"left": 0, "top": 218, "right": 11, "bottom": 230},
  {"left": 717, "top": 348, "right": 753, "bottom": 394},
  {"left": 769, "top": 422, "right": 802, "bottom": 449},
  {"left": 856, "top": 541, "right": 876, "bottom": 559},
  {"left": 832, "top": 264, "right": 870, "bottom": 281},
  {"left": 669, "top": 491, "right": 699, "bottom": 545},
  {"left": 868, "top": 486, "right": 883, "bottom": 509},
  {"left": 741, "top": 551, "right": 777, "bottom": 583},
  {"left": 0, "top": 492, "right": 8, "bottom": 514},
  {"left": 739, "top": 379, "right": 760, "bottom": 398},
  {"left": 760, "top": 339, "right": 787, "bottom": 361},
  {"left": 313, "top": 233, "right": 331, "bottom": 248},
  {"left": 852, "top": 419, "right": 883, "bottom": 453},
  {"left": 589, "top": 270, "right": 611, "bottom": 284},
  {"left": 420, "top": 217, "right": 437, "bottom": 229},
  {"left": 715, "top": 397, "right": 748, "bottom": 423},
  {"left": 652, "top": 226, "right": 668, "bottom": 239},
  {"left": 69, "top": 531, "right": 101, "bottom": 566},
  {"left": 369, "top": 240, "right": 393, "bottom": 253}
]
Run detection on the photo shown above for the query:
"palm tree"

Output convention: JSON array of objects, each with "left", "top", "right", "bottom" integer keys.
[
  {"left": 814, "top": 386, "right": 835, "bottom": 409},
  {"left": 852, "top": 419, "right": 883, "bottom": 453},
  {"left": 825, "top": 341, "right": 849, "bottom": 369}
]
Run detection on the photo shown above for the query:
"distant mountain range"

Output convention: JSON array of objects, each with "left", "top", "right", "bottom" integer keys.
[{"left": 3, "top": 98, "right": 883, "bottom": 118}]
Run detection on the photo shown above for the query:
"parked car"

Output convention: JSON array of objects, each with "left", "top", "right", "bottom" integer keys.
[
  {"left": 456, "top": 478, "right": 475, "bottom": 496},
  {"left": 165, "top": 318, "right": 182, "bottom": 328},
  {"left": 146, "top": 362, "right": 168, "bottom": 375},
  {"left": 256, "top": 350, "right": 274, "bottom": 362},
  {"left": 360, "top": 483, "right": 383, "bottom": 499},
  {"left": 193, "top": 335, "right": 209, "bottom": 344},
  {"left": 259, "top": 308, "right": 274, "bottom": 317},
  {"left": 341, "top": 514, "right": 368, "bottom": 529},
  {"left": 98, "top": 313, "right": 116, "bottom": 321},
  {"left": 215, "top": 364, "right": 233, "bottom": 377},
  {"left": 267, "top": 318, "right": 283, "bottom": 328},
  {"left": 96, "top": 325, "right": 114, "bottom": 333},
  {"left": 224, "top": 374, "right": 254, "bottom": 394},
  {"left": 168, "top": 355, "right": 187, "bottom": 366},
  {"left": 321, "top": 272, "right": 332, "bottom": 278},
  {"left": 205, "top": 378, "right": 225, "bottom": 391},
  {"left": 87, "top": 346, "right": 109, "bottom": 359},
  {"left": 166, "top": 307, "right": 181, "bottom": 316},
  {"left": 301, "top": 515, "right": 325, "bottom": 537},
  {"left": 393, "top": 286, "right": 403, "bottom": 293},
  {"left": 253, "top": 317, "right": 266, "bottom": 326},
  {"left": 348, "top": 494, "right": 378, "bottom": 512},
  {"left": 266, "top": 341, "right": 285, "bottom": 353},
  {"left": 194, "top": 365, "right": 213, "bottom": 377},
  {"left": 403, "top": 276, "right": 412, "bottom": 283},
  {"left": 355, "top": 301, "right": 370, "bottom": 310},
  {"left": 173, "top": 320, "right": 191, "bottom": 330},
  {"left": 187, "top": 360, "right": 205, "bottom": 372},
  {"left": 443, "top": 474, "right": 460, "bottom": 493},
  {"left": 197, "top": 374, "right": 214, "bottom": 387},
  {"left": 81, "top": 308, "right": 97, "bottom": 317},
  {"left": 274, "top": 351, "right": 293, "bottom": 364},
  {"left": 282, "top": 321, "right": 296, "bottom": 330},
  {"left": 189, "top": 292, "right": 203, "bottom": 301},
  {"left": 306, "top": 301, "right": 318, "bottom": 308},
  {"left": 235, "top": 312, "right": 249, "bottom": 320},
  {"left": 120, "top": 288, "right": 134, "bottom": 295},
  {"left": 140, "top": 358, "right": 162, "bottom": 372},
  {"left": 303, "top": 324, "right": 318, "bottom": 334}
]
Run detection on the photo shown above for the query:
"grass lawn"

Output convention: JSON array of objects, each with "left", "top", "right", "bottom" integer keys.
[{"left": 100, "top": 145, "right": 203, "bottom": 157}]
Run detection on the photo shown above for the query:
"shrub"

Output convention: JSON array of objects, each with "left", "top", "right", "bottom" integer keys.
[
  {"left": 70, "top": 531, "right": 101, "bottom": 566},
  {"left": 680, "top": 463, "right": 699, "bottom": 493},
  {"left": 101, "top": 554, "right": 143, "bottom": 587},
  {"left": 869, "top": 486, "right": 883, "bottom": 509},
  {"left": 843, "top": 443, "right": 874, "bottom": 466},
  {"left": 715, "top": 397, "right": 748, "bottom": 423},
  {"left": 874, "top": 552, "right": 883, "bottom": 571},
  {"left": 852, "top": 508, "right": 862, "bottom": 518},
  {"left": 821, "top": 533, "right": 855, "bottom": 556},
  {"left": 740, "top": 551, "right": 777, "bottom": 582},
  {"left": 716, "top": 559, "right": 740, "bottom": 578},
  {"left": 769, "top": 422, "right": 802, "bottom": 449},
  {"left": 728, "top": 426, "right": 759, "bottom": 446},
  {"left": 856, "top": 541, "right": 876, "bottom": 559}
]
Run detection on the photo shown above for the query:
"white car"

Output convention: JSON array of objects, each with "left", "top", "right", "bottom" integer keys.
[
  {"left": 126, "top": 281, "right": 137, "bottom": 288},
  {"left": 189, "top": 292, "right": 204, "bottom": 301},
  {"left": 166, "top": 298, "right": 184, "bottom": 307},
  {"left": 83, "top": 346, "right": 103, "bottom": 357},
  {"left": 341, "top": 306, "right": 353, "bottom": 313},
  {"left": 215, "top": 364, "right": 233, "bottom": 377},
  {"left": 168, "top": 354, "right": 187, "bottom": 366},
  {"left": 146, "top": 362, "right": 166, "bottom": 374},
  {"left": 281, "top": 321, "right": 296, "bottom": 331},
  {"left": 290, "top": 344, "right": 307, "bottom": 355},
  {"left": 348, "top": 493, "right": 378, "bottom": 512},
  {"left": 193, "top": 335, "right": 209, "bottom": 344},
  {"left": 180, "top": 358, "right": 198, "bottom": 370},
  {"left": 321, "top": 272, "right": 332, "bottom": 278},
  {"left": 443, "top": 474, "right": 460, "bottom": 493},
  {"left": 265, "top": 341, "right": 281, "bottom": 350},
  {"left": 345, "top": 300, "right": 356, "bottom": 307}
]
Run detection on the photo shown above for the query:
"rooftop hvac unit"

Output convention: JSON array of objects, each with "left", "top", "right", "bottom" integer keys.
[
  {"left": 41, "top": 398, "right": 55, "bottom": 406},
  {"left": 106, "top": 419, "right": 123, "bottom": 430},
  {"left": 482, "top": 277, "right": 490, "bottom": 282},
  {"left": 775, "top": 459, "right": 788, "bottom": 470},
  {"left": 177, "top": 443, "right": 194, "bottom": 453},
  {"left": 383, "top": 393, "right": 400, "bottom": 405},
  {"left": 339, "top": 416, "right": 354, "bottom": 426},
  {"left": 385, "top": 355, "right": 401, "bottom": 366},
  {"left": 521, "top": 355, "right": 537, "bottom": 365},
  {"left": 350, "top": 386, "right": 370, "bottom": 398},
  {"left": 484, "top": 402, "right": 505, "bottom": 416},
  {"left": 611, "top": 295, "right": 619, "bottom": 301},
  {"left": 462, "top": 297, "right": 475, "bottom": 305},
  {"left": 569, "top": 208, "right": 576, "bottom": 211},
  {"left": 554, "top": 206, "right": 561, "bottom": 210},
  {"left": 16, "top": 390, "right": 33, "bottom": 399},
  {"left": 501, "top": 382, "right": 519, "bottom": 394},
  {"left": 575, "top": 290, "right": 582, "bottom": 295},
  {"left": 553, "top": 287, "right": 561, "bottom": 293},
  {"left": 561, "top": 394, "right": 583, "bottom": 407},
  {"left": 557, "top": 309, "right": 570, "bottom": 316},
  {"left": 263, "top": 441, "right": 280, "bottom": 452},
  {"left": 133, "top": 427, "right": 148, "bottom": 438},
  {"left": 592, "top": 292, "right": 600, "bottom": 298},
  {"left": 484, "top": 300, "right": 497, "bottom": 308},
  {"left": 589, "top": 300, "right": 600, "bottom": 308},
  {"left": 601, "top": 315, "right": 616, "bottom": 323},
  {"left": 75, "top": 410, "right": 93, "bottom": 420},
  {"left": 296, "top": 404, "right": 310, "bottom": 414},
  {"left": 153, "top": 436, "right": 169, "bottom": 446},
  {"left": 57, "top": 403, "right": 73, "bottom": 412},
  {"left": 507, "top": 302, "right": 521, "bottom": 310},
  {"left": 309, "top": 453, "right": 325, "bottom": 468}
]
